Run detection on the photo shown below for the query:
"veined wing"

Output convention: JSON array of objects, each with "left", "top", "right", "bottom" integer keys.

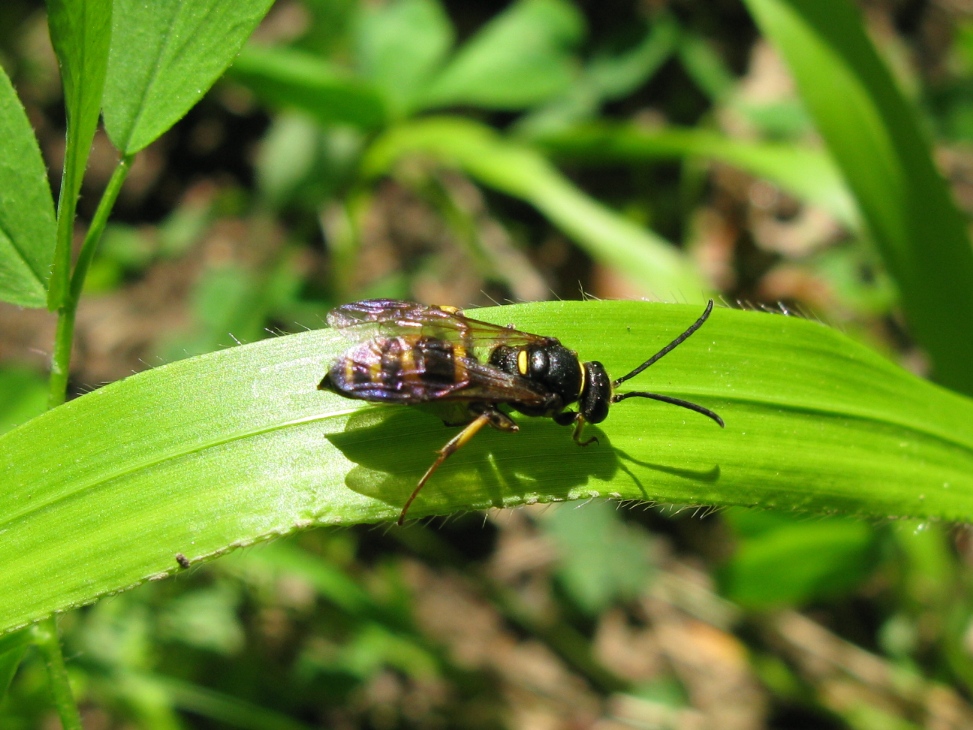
[
  {"left": 326, "top": 299, "right": 558, "bottom": 353},
  {"left": 326, "top": 299, "right": 434, "bottom": 329},
  {"left": 455, "top": 358, "right": 553, "bottom": 406}
]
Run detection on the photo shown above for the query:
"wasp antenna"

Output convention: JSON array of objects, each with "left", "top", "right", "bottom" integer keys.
[
  {"left": 613, "top": 391, "right": 724, "bottom": 428},
  {"left": 612, "top": 300, "right": 714, "bottom": 387}
]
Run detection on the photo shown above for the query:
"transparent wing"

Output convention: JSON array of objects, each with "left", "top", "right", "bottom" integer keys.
[
  {"left": 327, "top": 299, "right": 558, "bottom": 353},
  {"left": 326, "top": 299, "right": 432, "bottom": 329},
  {"left": 452, "top": 358, "right": 552, "bottom": 406}
]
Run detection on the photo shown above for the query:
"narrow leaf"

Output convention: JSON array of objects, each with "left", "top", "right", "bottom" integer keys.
[
  {"left": 536, "top": 123, "right": 859, "bottom": 227},
  {"left": 744, "top": 0, "right": 973, "bottom": 396},
  {"left": 2, "top": 301, "right": 973, "bottom": 634},
  {"left": 0, "top": 66, "right": 56, "bottom": 307},
  {"left": 103, "top": 0, "right": 275, "bottom": 154}
]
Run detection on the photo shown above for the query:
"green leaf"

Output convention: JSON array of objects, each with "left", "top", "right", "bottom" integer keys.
[
  {"left": 743, "top": 0, "right": 973, "bottom": 396},
  {"left": 0, "top": 66, "right": 56, "bottom": 307},
  {"left": 228, "top": 46, "right": 388, "bottom": 130},
  {"left": 365, "top": 117, "right": 708, "bottom": 299},
  {"left": 45, "top": 0, "right": 112, "bottom": 310},
  {"left": 355, "top": 0, "right": 453, "bottom": 117},
  {"left": 419, "top": 0, "right": 584, "bottom": 110},
  {"left": 588, "top": 14, "right": 681, "bottom": 102},
  {"left": 719, "top": 512, "right": 879, "bottom": 608},
  {"left": 516, "top": 14, "right": 681, "bottom": 135},
  {"left": 102, "top": 0, "right": 275, "bottom": 154},
  {"left": 254, "top": 114, "right": 363, "bottom": 209},
  {"left": 103, "top": 672, "right": 315, "bottom": 730},
  {"left": 0, "top": 367, "right": 48, "bottom": 434},
  {"left": 3, "top": 300, "right": 973, "bottom": 634},
  {"left": 536, "top": 123, "right": 859, "bottom": 227},
  {"left": 0, "top": 640, "right": 29, "bottom": 698},
  {"left": 676, "top": 28, "right": 739, "bottom": 103},
  {"left": 545, "top": 502, "right": 654, "bottom": 614}
]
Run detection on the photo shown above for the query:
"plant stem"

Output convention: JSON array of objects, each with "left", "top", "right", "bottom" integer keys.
[
  {"left": 69, "top": 155, "right": 133, "bottom": 305},
  {"left": 47, "top": 155, "right": 133, "bottom": 409},
  {"left": 47, "top": 306, "right": 76, "bottom": 409},
  {"left": 46, "top": 133, "right": 82, "bottom": 312},
  {"left": 31, "top": 618, "right": 83, "bottom": 730}
]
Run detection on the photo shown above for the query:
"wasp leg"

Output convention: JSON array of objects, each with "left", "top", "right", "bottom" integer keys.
[
  {"left": 398, "top": 408, "right": 516, "bottom": 525},
  {"left": 571, "top": 414, "right": 598, "bottom": 446},
  {"left": 553, "top": 411, "right": 598, "bottom": 446},
  {"left": 554, "top": 411, "right": 598, "bottom": 446}
]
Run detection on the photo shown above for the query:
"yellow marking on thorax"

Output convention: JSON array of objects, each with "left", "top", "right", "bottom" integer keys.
[
  {"left": 517, "top": 349, "right": 529, "bottom": 376},
  {"left": 578, "top": 360, "right": 586, "bottom": 396}
]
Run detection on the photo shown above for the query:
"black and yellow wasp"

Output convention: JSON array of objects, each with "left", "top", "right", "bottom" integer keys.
[{"left": 319, "top": 299, "right": 723, "bottom": 524}]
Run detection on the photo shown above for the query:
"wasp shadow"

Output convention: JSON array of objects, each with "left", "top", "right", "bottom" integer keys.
[
  {"left": 325, "top": 407, "right": 620, "bottom": 518},
  {"left": 612, "top": 447, "right": 722, "bottom": 500}
]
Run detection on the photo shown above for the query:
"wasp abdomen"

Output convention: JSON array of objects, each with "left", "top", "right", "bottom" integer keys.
[{"left": 321, "top": 335, "right": 468, "bottom": 402}]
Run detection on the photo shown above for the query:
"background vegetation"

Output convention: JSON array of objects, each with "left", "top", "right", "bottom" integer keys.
[{"left": 3, "top": 0, "right": 973, "bottom": 727}]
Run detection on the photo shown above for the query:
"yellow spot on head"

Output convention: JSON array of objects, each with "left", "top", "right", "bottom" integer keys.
[{"left": 517, "top": 349, "right": 529, "bottom": 376}]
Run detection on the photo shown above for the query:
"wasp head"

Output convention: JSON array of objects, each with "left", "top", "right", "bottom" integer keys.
[{"left": 578, "top": 361, "right": 611, "bottom": 424}]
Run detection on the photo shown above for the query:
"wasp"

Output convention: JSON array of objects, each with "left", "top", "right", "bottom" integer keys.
[{"left": 319, "top": 299, "right": 723, "bottom": 524}]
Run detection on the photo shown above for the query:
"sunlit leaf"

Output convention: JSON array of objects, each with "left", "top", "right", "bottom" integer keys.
[
  {"left": 103, "top": 0, "right": 275, "bottom": 153},
  {"left": 0, "top": 67, "right": 56, "bottom": 307},
  {"left": 2, "top": 301, "right": 972, "bottom": 634}
]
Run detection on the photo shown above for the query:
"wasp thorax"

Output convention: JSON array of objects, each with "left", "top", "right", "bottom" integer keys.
[
  {"left": 490, "top": 343, "right": 584, "bottom": 411},
  {"left": 530, "top": 345, "right": 583, "bottom": 400}
]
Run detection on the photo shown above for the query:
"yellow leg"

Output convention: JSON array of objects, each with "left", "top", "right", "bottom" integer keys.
[
  {"left": 571, "top": 414, "right": 598, "bottom": 446},
  {"left": 398, "top": 410, "right": 514, "bottom": 525}
]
